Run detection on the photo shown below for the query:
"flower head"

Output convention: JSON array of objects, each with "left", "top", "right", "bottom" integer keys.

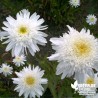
[
  {"left": 86, "top": 14, "right": 97, "bottom": 25},
  {"left": 48, "top": 25, "right": 98, "bottom": 80},
  {"left": 13, "top": 55, "right": 26, "bottom": 67},
  {"left": 0, "top": 9, "right": 48, "bottom": 57},
  {"left": 12, "top": 65, "right": 48, "bottom": 98},
  {"left": 69, "top": 0, "right": 80, "bottom": 7},
  {"left": 84, "top": 73, "right": 98, "bottom": 88},
  {"left": 75, "top": 72, "right": 98, "bottom": 86},
  {"left": 0, "top": 63, "right": 13, "bottom": 76}
]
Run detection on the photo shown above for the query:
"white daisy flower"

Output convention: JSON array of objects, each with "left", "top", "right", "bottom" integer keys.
[
  {"left": 0, "top": 9, "right": 48, "bottom": 57},
  {"left": 84, "top": 73, "right": 98, "bottom": 88},
  {"left": 69, "top": 0, "right": 80, "bottom": 7},
  {"left": 75, "top": 73, "right": 98, "bottom": 86},
  {"left": 12, "top": 65, "right": 48, "bottom": 98},
  {"left": 86, "top": 14, "right": 97, "bottom": 25},
  {"left": 85, "top": 93, "right": 98, "bottom": 98},
  {"left": 48, "top": 25, "right": 98, "bottom": 80},
  {"left": 0, "top": 63, "right": 13, "bottom": 76},
  {"left": 13, "top": 55, "right": 26, "bottom": 67}
]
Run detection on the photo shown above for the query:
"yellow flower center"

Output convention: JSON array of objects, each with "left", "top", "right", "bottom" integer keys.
[
  {"left": 16, "top": 57, "right": 21, "bottom": 62},
  {"left": 73, "top": 40, "right": 91, "bottom": 57},
  {"left": 18, "top": 26, "right": 29, "bottom": 35},
  {"left": 90, "top": 18, "right": 94, "bottom": 22},
  {"left": 25, "top": 76, "right": 35, "bottom": 86},
  {"left": 86, "top": 77, "right": 95, "bottom": 84},
  {"left": 3, "top": 67, "right": 8, "bottom": 72},
  {"left": 74, "top": 0, "right": 77, "bottom": 2}
]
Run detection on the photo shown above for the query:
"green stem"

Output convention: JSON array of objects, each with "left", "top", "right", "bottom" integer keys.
[{"left": 49, "top": 84, "right": 57, "bottom": 98}]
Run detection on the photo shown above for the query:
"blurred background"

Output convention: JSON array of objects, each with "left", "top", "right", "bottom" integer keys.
[{"left": 0, "top": 0, "right": 98, "bottom": 98}]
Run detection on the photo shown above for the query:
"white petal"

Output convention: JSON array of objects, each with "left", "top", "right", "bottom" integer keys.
[
  {"left": 74, "top": 72, "right": 85, "bottom": 83},
  {"left": 6, "top": 42, "right": 15, "bottom": 51},
  {"left": 48, "top": 53, "right": 59, "bottom": 61},
  {"left": 41, "top": 79, "right": 48, "bottom": 84},
  {"left": 0, "top": 31, "right": 9, "bottom": 37},
  {"left": 50, "top": 38, "right": 63, "bottom": 45},
  {"left": 14, "top": 45, "right": 22, "bottom": 56}
]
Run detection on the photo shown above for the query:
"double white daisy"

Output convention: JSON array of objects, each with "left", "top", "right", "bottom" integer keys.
[
  {"left": 0, "top": 9, "right": 48, "bottom": 57},
  {"left": 48, "top": 25, "right": 98, "bottom": 81},
  {"left": 86, "top": 14, "right": 97, "bottom": 25},
  {"left": 0, "top": 63, "right": 13, "bottom": 77},
  {"left": 13, "top": 55, "right": 26, "bottom": 67},
  {"left": 69, "top": 0, "right": 80, "bottom": 7},
  {"left": 12, "top": 65, "right": 48, "bottom": 98}
]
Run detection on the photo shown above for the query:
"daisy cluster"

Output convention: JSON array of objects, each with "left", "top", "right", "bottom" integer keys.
[
  {"left": 0, "top": 4, "right": 97, "bottom": 98},
  {"left": 0, "top": 9, "right": 48, "bottom": 98}
]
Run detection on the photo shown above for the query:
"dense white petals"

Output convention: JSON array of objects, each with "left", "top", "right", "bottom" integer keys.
[
  {"left": 69, "top": 0, "right": 80, "bottom": 7},
  {"left": 86, "top": 14, "right": 97, "bottom": 25},
  {"left": 0, "top": 63, "right": 13, "bottom": 76},
  {"left": 12, "top": 65, "right": 48, "bottom": 98},
  {"left": 48, "top": 25, "right": 98, "bottom": 80},
  {"left": 0, "top": 9, "right": 48, "bottom": 57},
  {"left": 13, "top": 55, "right": 26, "bottom": 66}
]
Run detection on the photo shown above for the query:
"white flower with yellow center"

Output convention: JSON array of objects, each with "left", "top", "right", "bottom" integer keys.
[
  {"left": 13, "top": 55, "right": 26, "bottom": 67},
  {"left": 0, "top": 9, "right": 48, "bottom": 57},
  {"left": 76, "top": 73, "right": 98, "bottom": 86},
  {"left": 0, "top": 63, "right": 13, "bottom": 76},
  {"left": 84, "top": 73, "right": 98, "bottom": 88},
  {"left": 69, "top": 0, "right": 80, "bottom": 7},
  {"left": 12, "top": 65, "right": 48, "bottom": 98},
  {"left": 48, "top": 25, "right": 98, "bottom": 80},
  {"left": 86, "top": 14, "right": 97, "bottom": 25}
]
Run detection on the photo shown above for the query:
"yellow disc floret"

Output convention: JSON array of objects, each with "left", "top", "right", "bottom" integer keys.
[
  {"left": 86, "top": 77, "right": 95, "bottom": 84},
  {"left": 73, "top": 39, "right": 91, "bottom": 58},
  {"left": 3, "top": 67, "right": 9, "bottom": 72},
  {"left": 90, "top": 18, "right": 94, "bottom": 22},
  {"left": 18, "top": 26, "right": 29, "bottom": 35},
  {"left": 25, "top": 76, "right": 35, "bottom": 86}
]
